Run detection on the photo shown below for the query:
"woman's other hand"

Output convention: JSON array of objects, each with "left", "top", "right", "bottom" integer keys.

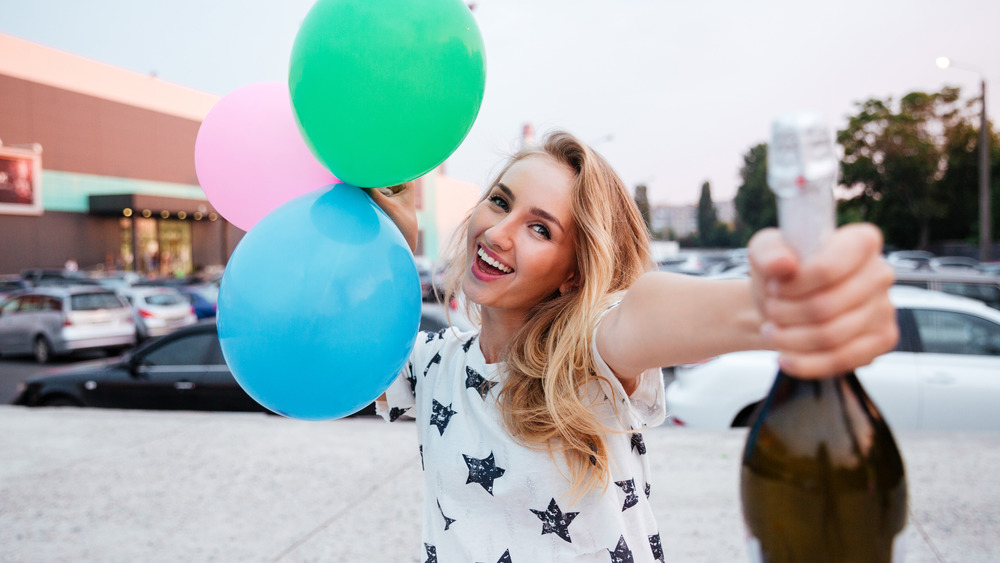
[
  {"left": 366, "top": 183, "right": 418, "bottom": 253},
  {"left": 748, "top": 223, "right": 898, "bottom": 379}
]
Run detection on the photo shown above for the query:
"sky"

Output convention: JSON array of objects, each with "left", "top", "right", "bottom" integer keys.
[{"left": 2, "top": 0, "right": 998, "bottom": 206}]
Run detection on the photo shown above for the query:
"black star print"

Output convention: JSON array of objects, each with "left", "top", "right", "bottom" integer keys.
[
  {"left": 608, "top": 535, "right": 634, "bottom": 563},
  {"left": 644, "top": 482, "right": 651, "bottom": 499},
  {"left": 419, "top": 445, "right": 425, "bottom": 470},
  {"left": 649, "top": 533, "right": 665, "bottom": 562},
  {"left": 465, "top": 366, "right": 497, "bottom": 399},
  {"left": 475, "top": 550, "right": 512, "bottom": 563},
  {"left": 630, "top": 432, "right": 646, "bottom": 455},
  {"left": 436, "top": 327, "right": 447, "bottom": 340},
  {"left": 389, "top": 407, "right": 407, "bottom": 422},
  {"left": 616, "top": 478, "right": 639, "bottom": 511},
  {"left": 463, "top": 451, "right": 505, "bottom": 495},
  {"left": 530, "top": 498, "right": 579, "bottom": 543},
  {"left": 424, "top": 331, "right": 438, "bottom": 344},
  {"left": 407, "top": 371, "right": 418, "bottom": 394},
  {"left": 437, "top": 499, "right": 456, "bottom": 531},
  {"left": 430, "top": 400, "right": 457, "bottom": 436},
  {"left": 424, "top": 352, "right": 442, "bottom": 376},
  {"left": 462, "top": 335, "right": 477, "bottom": 353},
  {"left": 424, "top": 543, "right": 437, "bottom": 563}
]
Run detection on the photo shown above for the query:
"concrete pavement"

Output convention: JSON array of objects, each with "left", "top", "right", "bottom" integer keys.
[{"left": 1, "top": 406, "right": 998, "bottom": 562}]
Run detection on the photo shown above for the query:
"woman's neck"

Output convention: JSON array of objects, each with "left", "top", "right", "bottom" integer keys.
[{"left": 477, "top": 307, "right": 528, "bottom": 364}]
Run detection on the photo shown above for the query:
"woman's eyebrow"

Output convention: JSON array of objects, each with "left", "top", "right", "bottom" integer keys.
[
  {"left": 497, "top": 183, "right": 515, "bottom": 200},
  {"left": 530, "top": 207, "right": 564, "bottom": 233},
  {"left": 496, "top": 182, "right": 564, "bottom": 233}
]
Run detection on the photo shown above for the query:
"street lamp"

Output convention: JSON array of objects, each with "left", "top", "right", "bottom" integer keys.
[{"left": 937, "top": 56, "right": 991, "bottom": 261}]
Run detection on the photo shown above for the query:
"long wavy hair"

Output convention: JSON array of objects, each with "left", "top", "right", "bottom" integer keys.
[{"left": 440, "top": 131, "right": 653, "bottom": 498}]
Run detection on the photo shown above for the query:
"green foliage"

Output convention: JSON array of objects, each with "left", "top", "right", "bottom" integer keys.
[
  {"left": 695, "top": 181, "right": 738, "bottom": 247},
  {"left": 696, "top": 181, "right": 718, "bottom": 247},
  {"left": 837, "top": 86, "right": 998, "bottom": 249},
  {"left": 633, "top": 184, "right": 652, "bottom": 237},
  {"left": 733, "top": 143, "right": 776, "bottom": 245}
]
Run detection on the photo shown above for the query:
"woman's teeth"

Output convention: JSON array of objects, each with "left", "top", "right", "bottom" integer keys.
[{"left": 478, "top": 247, "right": 512, "bottom": 273}]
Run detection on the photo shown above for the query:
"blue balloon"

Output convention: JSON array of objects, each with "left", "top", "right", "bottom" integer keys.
[{"left": 217, "top": 183, "right": 421, "bottom": 420}]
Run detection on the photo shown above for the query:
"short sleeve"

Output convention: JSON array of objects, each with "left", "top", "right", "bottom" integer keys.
[{"left": 590, "top": 304, "right": 666, "bottom": 429}]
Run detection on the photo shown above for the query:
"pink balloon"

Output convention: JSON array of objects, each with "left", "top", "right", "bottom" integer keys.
[{"left": 195, "top": 82, "right": 338, "bottom": 231}]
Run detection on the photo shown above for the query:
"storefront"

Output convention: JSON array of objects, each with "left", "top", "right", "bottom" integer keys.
[{"left": 0, "top": 33, "right": 239, "bottom": 277}]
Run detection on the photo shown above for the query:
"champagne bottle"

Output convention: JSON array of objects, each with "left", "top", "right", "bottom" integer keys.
[{"left": 740, "top": 113, "right": 908, "bottom": 563}]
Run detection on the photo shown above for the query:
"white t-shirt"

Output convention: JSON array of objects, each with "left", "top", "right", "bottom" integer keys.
[{"left": 377, "top": 321, "right": 667, "bottom": 563}]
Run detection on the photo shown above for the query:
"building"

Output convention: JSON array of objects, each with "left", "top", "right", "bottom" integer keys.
[
  {"left": 0, "top": 33, "right": 479, "bottom": 277},
  {"left": 650, "top": 200, "right": 735, "bottom": 239},
  {"left": 0, "top": 33, "right": 236, "bottom": 277}
]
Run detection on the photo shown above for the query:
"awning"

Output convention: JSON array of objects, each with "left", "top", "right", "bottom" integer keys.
[{"left": 88, "top": 193, "right": 219, "bottom": 218}]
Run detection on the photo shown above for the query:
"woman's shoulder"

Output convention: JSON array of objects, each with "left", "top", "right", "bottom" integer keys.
[{"left": 414, "top": 326, "right": 480, "bottom": 355}]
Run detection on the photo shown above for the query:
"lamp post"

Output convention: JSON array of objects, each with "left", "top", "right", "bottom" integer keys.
[{"left": 937, "top": 56, "right": 991, "bottom": 261}]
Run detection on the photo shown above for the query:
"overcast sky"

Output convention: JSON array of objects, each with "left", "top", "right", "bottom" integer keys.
[{"left": 3, "top": 0, "right": 998, "bottom": 205}]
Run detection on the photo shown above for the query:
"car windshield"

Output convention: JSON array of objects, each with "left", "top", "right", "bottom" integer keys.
[
  {"left": 70, "top": 292, "right": 125, "bottom": 310},
  {"left": 144, "top": 293, "right": 185, "bottom": 306}
]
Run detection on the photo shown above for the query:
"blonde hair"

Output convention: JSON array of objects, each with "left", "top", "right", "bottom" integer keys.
[{"left": 441, "top": 131, "right": 653, "bottom": 498}]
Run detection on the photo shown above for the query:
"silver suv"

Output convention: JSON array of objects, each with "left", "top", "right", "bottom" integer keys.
[
  {"left": 893, "top": 268, "right": 1000, "bottom": 310},
  {"left": 0, "top": 286, "right": 136, "bottom": 363}
]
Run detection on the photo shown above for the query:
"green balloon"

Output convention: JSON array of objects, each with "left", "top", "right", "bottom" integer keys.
[{"left": 289, "top": 0, "right": 486, "bottom": 188}]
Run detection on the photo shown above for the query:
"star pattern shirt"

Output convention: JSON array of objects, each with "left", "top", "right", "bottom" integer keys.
[{"left": 377, "top": 314, "right": 666, "bottom": 562}]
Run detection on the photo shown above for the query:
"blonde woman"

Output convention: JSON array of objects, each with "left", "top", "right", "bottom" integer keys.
[{"left": 369, "top": 131, "right": 896, "bottom": 562}]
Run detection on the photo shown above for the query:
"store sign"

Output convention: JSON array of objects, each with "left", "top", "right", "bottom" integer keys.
[{"left": 0, "top": 143, "right": 42, "bottom": 215}]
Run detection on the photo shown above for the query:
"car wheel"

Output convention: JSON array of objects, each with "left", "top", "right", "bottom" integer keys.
[
  {"left": 731, "top": 401, "right": 763, "bottom": 428},
  {"left": 33, "top": 336, "right": 53, "bottom": 364},
  {"left": 42, "top": 395, "right": 82, "bottom": 407}
]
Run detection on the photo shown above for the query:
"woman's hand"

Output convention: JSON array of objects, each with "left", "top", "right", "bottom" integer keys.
[
  {"left": 366, "top": 183, "right": 418, "bottom": 253},
  {"left": 748, "top": 223, "right": 898, "bottom": 379}
]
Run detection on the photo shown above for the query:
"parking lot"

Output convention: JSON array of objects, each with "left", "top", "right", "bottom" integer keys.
[{"left": 2, "top": 406, "right": 999, "bottom": 562}]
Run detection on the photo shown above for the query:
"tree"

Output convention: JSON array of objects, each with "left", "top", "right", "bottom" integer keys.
[
  {"left": 733, "top": 143, "right": 775, "bottom": 245},
  {"left": 633, "top": 184, "right": 652, "bottom": 237},
  {"left": 838, "top": 87, "right": 965, "bottom": 249},
  {"left": 696, "top": 181, "right": 717, "bottom": 246}
]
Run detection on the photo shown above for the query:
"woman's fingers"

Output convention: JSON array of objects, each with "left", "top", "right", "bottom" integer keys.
[
  {"left": 764, "top": 249, "right": 896, "bottom": 326},
  {"left": 364, "top": 182, "right": 418, "bottom": 252},
  {"left": 775, "top": 317, "right": 900, "bottom": 379},
  {"left": 750, "top": 222, "right": 899, "bottom": 379}
]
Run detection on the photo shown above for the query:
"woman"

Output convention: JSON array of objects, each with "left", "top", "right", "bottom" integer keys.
[{"left": 370, "top": 131, "right": 896, "bottom": 562}]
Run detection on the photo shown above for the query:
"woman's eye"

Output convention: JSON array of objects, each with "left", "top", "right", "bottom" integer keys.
[
  {"left": 488, "top": 194, "right": 509, "bottom": 211},
  {"left": 532, "top": 224, "right": 551, "bottom": 239}
]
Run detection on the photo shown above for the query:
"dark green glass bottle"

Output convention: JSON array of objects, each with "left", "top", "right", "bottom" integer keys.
[{"left": 740, "top": 370, "right": 908, "bottom": 562}]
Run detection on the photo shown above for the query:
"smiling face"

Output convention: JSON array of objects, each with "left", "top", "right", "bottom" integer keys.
[{"left": 462, "top": 154, "right": 578, "bottom": 319}]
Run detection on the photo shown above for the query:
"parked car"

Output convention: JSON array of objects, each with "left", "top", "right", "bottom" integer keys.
[
  {"left": 19, "top": 268, "right": 100, "bottom": 287},
  {"left": 892, "top": 267, "right": 1000, "bottom": 310},
  {"left": 117, "top": 286, "right": 198, "bottom": 341},
  {"left": 928, "top": 256, "right": 981, "bottom": 270},
  {"left": 885, "top": 250, "right": 935, "bottom": 270},
  {"left": 0, "top": 277, "right": 30, "bottom": 301},
  {"left": 13, "top": 306, "right": 454, "bottom": 412},
  {"left": 665, "top": 287, "right": 1000, "bottom": 431},
  {"left": 0, "top": 286, "right": 135, "bottom": 363},
  {"left": 177, "top": 286, "right": 218, "bottom": 320}
]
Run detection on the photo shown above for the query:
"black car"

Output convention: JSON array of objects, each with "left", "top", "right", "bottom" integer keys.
[{"left": 13, "top": 309, "right": 451, "bottom": 413}]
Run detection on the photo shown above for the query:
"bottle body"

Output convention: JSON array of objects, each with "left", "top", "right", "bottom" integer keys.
[{"left": 740, "top": 371, "right": 908, "bottom": 563}]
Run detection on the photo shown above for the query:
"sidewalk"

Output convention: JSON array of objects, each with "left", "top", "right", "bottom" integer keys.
[{"left": 1, "top": 406, "right": 998, "bottom": 562}]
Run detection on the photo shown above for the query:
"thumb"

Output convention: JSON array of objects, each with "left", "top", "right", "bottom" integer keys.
[{"left": 748, "top": 228, "right": 799, "bottom": 281}]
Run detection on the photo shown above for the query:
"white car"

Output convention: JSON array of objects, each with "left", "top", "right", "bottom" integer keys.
[
  {"left": 118, "top": 286, "right": 198, "bottom": 340},
  {"left": 665, "top": 287, "right": 1000, "bottom": 432}
]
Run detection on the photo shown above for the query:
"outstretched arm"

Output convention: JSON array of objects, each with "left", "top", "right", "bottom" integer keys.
[{"left": 597, "top": 223, "right": 897, "bottom": 392}]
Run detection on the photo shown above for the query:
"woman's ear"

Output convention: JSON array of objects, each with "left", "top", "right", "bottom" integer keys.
[{"left": 559, "top": 272, "right": 579, "bottom": 296}]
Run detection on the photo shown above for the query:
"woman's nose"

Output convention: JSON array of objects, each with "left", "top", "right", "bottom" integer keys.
[{"left": 484, "top": 217, "right": 514, "bottom": 251}]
